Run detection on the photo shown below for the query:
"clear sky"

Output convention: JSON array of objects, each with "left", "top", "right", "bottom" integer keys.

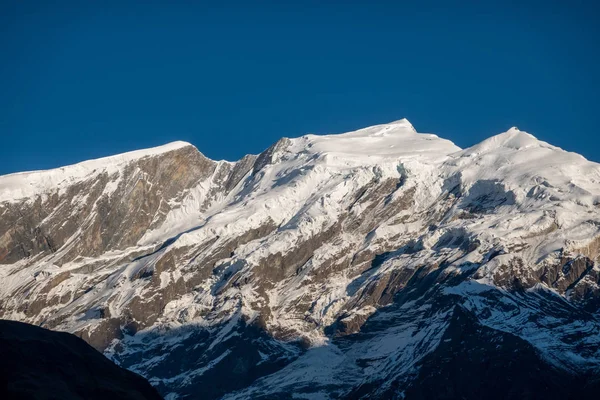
[{"left": 1, "top": 1, "right": 598, "bottom": 175}]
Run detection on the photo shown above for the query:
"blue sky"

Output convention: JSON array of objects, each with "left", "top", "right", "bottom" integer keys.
[{"left": 1, "top": 1, "right": 598, "bottom": 175}]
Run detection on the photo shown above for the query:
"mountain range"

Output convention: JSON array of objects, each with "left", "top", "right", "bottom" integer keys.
[{"left": 1, "top": 119, "right": 600, "bottom": 399}]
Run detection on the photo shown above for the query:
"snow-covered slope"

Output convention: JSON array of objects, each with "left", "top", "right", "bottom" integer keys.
[
  {"left": 1, "top": 120, "right": 600, "bottom": 399},
  {"left": 0, "top": 141, "right": 193, "bottom": 203}
]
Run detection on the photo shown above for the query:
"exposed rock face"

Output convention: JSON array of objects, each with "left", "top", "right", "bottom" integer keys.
[
  {"left": 0, "top": 143, "right": 251, "bottom": 266},
  {"left": 1, "top": 121, "right": 600, "bottom": 399},
  {"left": 0, "top": 319, "right": 162, "bottom": 400},
  {"left": 401, "top": 307, "right": 600, "bottom": 400}
]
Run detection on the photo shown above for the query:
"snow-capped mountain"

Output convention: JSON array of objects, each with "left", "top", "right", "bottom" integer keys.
[{"left": 1, "top": 119, "right": 600, "bottom": 399}]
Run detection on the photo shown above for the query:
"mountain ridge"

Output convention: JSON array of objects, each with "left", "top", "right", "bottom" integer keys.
[{"left": 3, "top": 119, "right": 596, "bottom": 198}]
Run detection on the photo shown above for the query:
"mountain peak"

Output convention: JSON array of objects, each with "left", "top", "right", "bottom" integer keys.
[
  {"left": 459, "top": 127, "right": 545, "bottom": 157},
  {"left": 290, "top": 119, "right": 461, "bottom": 162},
  {"left": 110, "top": 140, "right": 195, "bottom": 160},
  {"left": 387, "top": 118, "right": 417, "bottom": 132},
  {"left": 488, "top": 127, "right": 541, "bottom": 149},
  {"left": 0, "top": 140, "right": 197, "bottom": 203}
]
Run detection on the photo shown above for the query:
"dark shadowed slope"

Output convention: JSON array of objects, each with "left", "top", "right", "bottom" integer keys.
[
  {"left": 0, "top": 320, "right": 162, "bottom": 400},
  {"left": 402, "top": 307, "right": 600, "bottom": 400}
]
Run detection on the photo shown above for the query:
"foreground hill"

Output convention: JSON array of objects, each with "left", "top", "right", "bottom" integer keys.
[
  {"left": 1, "top": 119, "right": 599, "bottom": 398},
  {"left": 0, "top": 319, "right": 162, "bottom": 399}
]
